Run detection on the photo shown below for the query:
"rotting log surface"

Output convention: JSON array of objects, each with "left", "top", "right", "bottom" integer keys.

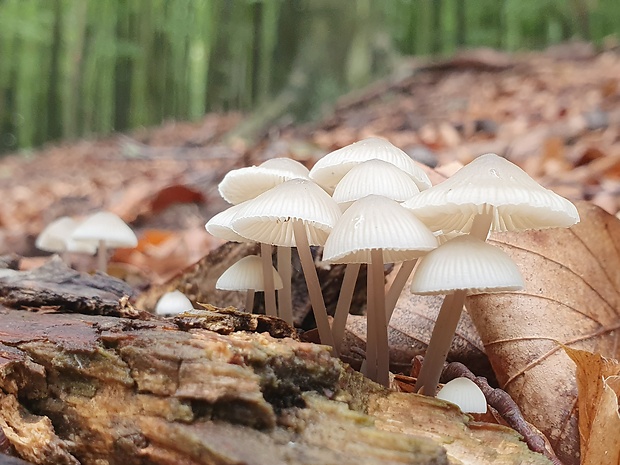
[{"left": 0, "top": 309, "right": 447, "bottom": 465}]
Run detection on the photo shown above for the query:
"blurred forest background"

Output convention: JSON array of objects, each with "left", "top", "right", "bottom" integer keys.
[{"left": 1, "top": 0, "right": 619, "bottom": 154}]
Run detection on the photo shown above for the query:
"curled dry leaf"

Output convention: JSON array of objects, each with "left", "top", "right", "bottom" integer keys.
[
  {"left": 564, "top": 347, "right": 620, "bottom": 465},
  {"left": 466, "top": 201, "right": 620, "bottom": 465}
]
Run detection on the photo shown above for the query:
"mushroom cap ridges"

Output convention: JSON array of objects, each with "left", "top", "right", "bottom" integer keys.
[
  {"left": 231, "top": 178, "right": 341, "bottom": 247},
  {"left": 218, "top": 158, "right": 310, "bottom": 205},
  {"left": 216, "top": 255, "right": 284, "bottom": 291},
  {"left": 322, "top": 195, "right": 437, "bottom": 264},
  {"left": 402, "top": 153, "right": 580, "bottom": 233},
  {"left": 309, "top": 137, "right": 432, "bottom": 194},
  {"left": 410, "top": 234, "right": 524, "bottom": 294}
]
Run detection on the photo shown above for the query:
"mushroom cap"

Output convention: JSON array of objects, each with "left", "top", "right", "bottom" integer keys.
[
  {"left": 205, "top": 202, "right": 251, "bottom": 243},
  {"left": 332, "top": 159, "right": 421, "bottom": 209},
  {"left": 410, "top": 234, "right": 524, "bottom": 294},
  {"left": 155, "top": 290, "right": 194, "bottom": 316},
  {"left": 322, "top": 195, "right": 438, "bottom": 264},
  {"left": 402, "top": 153, "right": 580, "bottom": 233},
  {"left": 231, "top": 178, "right": 341, "bottom": 247},
  {"left": 36, "top": 217, "right": 78, "bottom": 253},
  {"left": 218, "top": 158, "right": 310, "bottom": 205},
  {"left": 437, "top": 378, "right": 487, "bottom": 414},
  {"left": 71, "top": 212, "right": 138, "bottom": 248},
  {"left": 215, "top": 255, "right": 284, "bottom": 291},
  {"left": 309, "top": 137, "right": 432, "bottom": 194},
  {"left": 36, "top": 217, "right": 97, "bottom": 254}
]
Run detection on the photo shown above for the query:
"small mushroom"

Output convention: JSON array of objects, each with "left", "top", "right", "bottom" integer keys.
[
  {"left": 216, "top": 255, "right": 283, "bottom": 312},
  {"left": 402, "top": 153, "right": 580, "bottom": 395},
  {"left": 323, "top": 195, "right": 437, "bottom": 385},
  {"left": 155, "top": 290, "right": 194, "bottom": 316},
  {"left": 36, "top": 216, "right": 97, "bottom": 260},
  {"left": 218, "top": 158, "right": 310, "bottom": 205},
  {"left": 410, "top": 235, "right": 524, "bottom": 395},
  {"left": 232, "top": 178, "right": 341, "bottom": 350},
  {"left": 70, "top": 212, "right": 138, "bottom": 273},
  {"left": 436, "top": 377, "right": 487, "bottom": 414}
]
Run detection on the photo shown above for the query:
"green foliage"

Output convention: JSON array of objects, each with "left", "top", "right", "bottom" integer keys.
[{"left": 0, "top": 0, "right": 618, "bottom": 153}]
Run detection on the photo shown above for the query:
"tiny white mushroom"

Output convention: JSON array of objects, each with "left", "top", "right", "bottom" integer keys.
[
  {"left": 155, "top": 290, "right": 194, "bottom": 316},
  {"left": 70, "top": 212, "right": 138, "bottom": 273},
  {"left": 437, "top": 377, "right": 487, "bottom": 414},
  {"left": 216, "top": 255, "right": 283, "bottom": 312}
]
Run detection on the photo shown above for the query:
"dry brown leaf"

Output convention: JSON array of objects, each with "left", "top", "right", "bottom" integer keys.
[
  {"left": 564, "top": 347, "right": 620, "bottom": 465},
  {"left": 466, "top": 201, "right": 620, "bottom": 465}
]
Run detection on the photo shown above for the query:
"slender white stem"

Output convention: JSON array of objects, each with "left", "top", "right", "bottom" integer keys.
[
  {"left": 364, "top": 264, "right": 377, "bottom": 380},
  {"left": 385, "top": 259, "right": 417, "bottom": 322},
  {"left": 245, "top": 289, "right": 255, "bottom": 312},
  {"left": 332, "top": 262, "right": 361, "bottom": 352},
  {"left": 97, "top": 239, "right": 107, "bottom": 273},
  {"left": 292, "top": 220, "right": 336, "bottom": 353},
  {"left": 261, "top": 243, "right": 277, "bottom": 317},
  {"left": 414, "top": 290, "right": 466, "bottom": 395},
  {"left": 469, "top": 206, "right": 493, "bottom": 240},
  {"left": 277, "top": 246, "right": 293, "bottom": 325},
  {"left": 371, "top": 249, "right": 389, "bottom": 387}
]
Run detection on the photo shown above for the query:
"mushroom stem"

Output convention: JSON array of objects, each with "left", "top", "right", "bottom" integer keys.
[
  {"left": 292, "top": 220, "right": 337, "bottom": 352},
  {"left": 371, "top": 248, "right": 390, "bottom": 387},
  {"left": 244, "top": 289, "right": 255, "bottom": 312},
  {"left": 414, "top": 290, "right": 466, "bottom": 395},
  {"left": 260, "top": 243, "right": 277, "bottom": 317},
  {"left": 364, "top": 265, "right": 377, "bottom": 380},
  {"left": 277, "top": 246, "right": 293, "bottom": 325},
  {"left": 96, "top": 239, "right": 107, "bottom": 273},
  {"left": 332, "top": 262, "right": 361, "bottom": 352},
  {"left": 385, "top": 259, "right": 417, "bottom": 322},
  {"left": 469, "top": 205, "right": 493, "bottom": 240}
]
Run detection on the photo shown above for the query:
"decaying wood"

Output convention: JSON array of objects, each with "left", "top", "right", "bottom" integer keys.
[
  {"left": 0, "top": 308, "right": 448, "bottom": 465},
  {"left": 0, "top": 258, "right": 552, "bottom": 465},
  {"left": 0, "top": 257, "right": 137, "bottom": 318}
]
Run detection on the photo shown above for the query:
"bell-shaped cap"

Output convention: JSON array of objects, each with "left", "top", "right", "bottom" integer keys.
[
  {"left": 36, "top": 217, "right": 78, "bottom": 253},
  {"left": 155, "top": 290, "right": 194, "bottom": 316},
  {"left": 71, "top": 212, "right": 138, "bottom": 248},
  {"left": 322, "top": 195, "right": 438, "bottom": 264},
  {"left": 402, "top": 153, "right": 580, "bottom": 233},
  {"left": 309, "top": 137, "right": 432, "bottom": 194},
  {"left": 437, "top": 378, "right": 487, "bottom": 414},
  {"left": 332, "top": 159, "right": 421, "bottom": 209},
  {"left": 218, "top": 158, "right": 310, "bottom": 205},
  {"left": 410, "top": 235, "right": 524, "bottom": 294},
  {"left": 205, "top": 202, "right": 251, "bottom": 243},
  {"left": 216, "top": 255, "right": 283, "bottom": 291},
  {"left": 231, "top": 178, "right": 341, "bottom": 247}
]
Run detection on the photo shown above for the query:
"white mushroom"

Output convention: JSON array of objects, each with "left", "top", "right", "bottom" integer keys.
[
  {"left": 155, "top": 290, "right": 194, "bottom": 316},
  {"left": 437, "top": 377, "right": 487, "bottom": 414},
  {"left": 216, "top": 255, "right": 284, "bottom": 313},
  {"left": 323, "top": 195, "right": 437, "bottom": 385},
  {"left": 70, "top": 212, "right": 138, "bottom": 273},
  {"left": 232, "top": 178, "right": 341, "bottom": 351}
]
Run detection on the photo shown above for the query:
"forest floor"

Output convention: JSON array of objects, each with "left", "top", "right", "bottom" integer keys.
[
  {"left": 0, "top": 42, "right": 619, "bottom": 283},
  {"left": 0, "top": 43, "right": 619, "bottom": 465}
]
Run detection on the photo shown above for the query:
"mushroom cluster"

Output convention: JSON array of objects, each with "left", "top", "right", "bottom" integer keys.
[{"left": 205, "top": 139, "right": 580, "bottom": 390}]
